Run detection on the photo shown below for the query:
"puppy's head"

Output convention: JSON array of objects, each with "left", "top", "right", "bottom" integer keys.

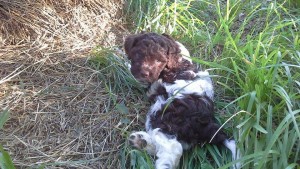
[{"left": 124, "top": 33, "right": 180, "bottom": 85}]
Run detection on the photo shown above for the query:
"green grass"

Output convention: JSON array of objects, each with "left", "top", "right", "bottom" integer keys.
[
  {"left": 123, "top": 0, "right": 300, "bottom": 168},
  {"left": 88, "top": 47, "right": 143, "bottom": 95},
  {"left": 88, "top": 47, "right": 153, "bottom": 168},
  {"left": 0, "top": 109, "right": 16, "bottom": 169}
]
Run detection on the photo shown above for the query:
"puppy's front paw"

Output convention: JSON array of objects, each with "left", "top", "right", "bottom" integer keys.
[
  {"left": 128, "top": 132, "right": 148, "bottom": 149},
  {"left": 177, "top": 71, "right": 197, "bottom": 80},
  {"left": 128, "top": 131, "right": 156, "bottom": 155}
]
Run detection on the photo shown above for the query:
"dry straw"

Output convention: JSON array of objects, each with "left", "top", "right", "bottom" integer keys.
[{"left": 0, "top": 0, "right": 138, "bottom": 168}]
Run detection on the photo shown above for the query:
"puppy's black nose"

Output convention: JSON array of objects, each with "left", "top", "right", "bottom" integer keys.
[{"left": 140, "top": 70, "right": 149, "bottom": 77}]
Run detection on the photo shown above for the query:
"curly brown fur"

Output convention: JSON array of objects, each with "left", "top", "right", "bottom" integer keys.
[
  {"left": 124, "top": 32, "right": 197, "bottom": 85},
  {"left": 126, "top": 33, "right": 239, "bottom": 169},
  {"left": 150, "top": 94, "right": 227, "bottom": 146}
]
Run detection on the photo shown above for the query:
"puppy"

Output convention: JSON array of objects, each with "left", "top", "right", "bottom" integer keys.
[
  {"left": 124, "top": 32, "right": 197, "bottom": 86},
  {"left": 124, "top": 32, "right": 239, "bottom": 169}
]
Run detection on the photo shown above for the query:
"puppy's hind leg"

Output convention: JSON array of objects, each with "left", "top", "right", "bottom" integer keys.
[
  {"left": 128, "top": 129, "right": 183, "bottom": 169},
  {"left": 152, "top": 129, "right": 183, "bottom": 169}
]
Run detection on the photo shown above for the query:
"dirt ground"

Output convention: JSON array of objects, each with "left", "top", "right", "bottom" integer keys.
[{"left": 0, "top": 0, "right": 137, "bottom": 168}]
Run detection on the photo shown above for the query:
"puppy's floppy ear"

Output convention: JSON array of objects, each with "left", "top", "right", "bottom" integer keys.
[
  {"left": 161, "top": 33, "right": 181, "bottom": 69},
  {"left": 124, "top": 35, "right": 138, "bottom": 59}
]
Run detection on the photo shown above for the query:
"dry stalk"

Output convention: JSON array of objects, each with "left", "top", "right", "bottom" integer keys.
[{"left": 0, "top": 0, "right": 141, "bottom": 168}]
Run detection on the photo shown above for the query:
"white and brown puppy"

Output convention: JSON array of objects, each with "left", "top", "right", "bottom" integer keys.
[{"left": 124, "top": 32, "right": 239, "bottom": 169}]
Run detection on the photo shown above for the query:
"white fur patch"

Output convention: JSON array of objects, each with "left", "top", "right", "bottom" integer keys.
[
  {"left": 125, "top": 62, "right": 131, "bottom": 70},
  {"left": 176, "top": 41, "right": 192, "bottom": 63},
  {"left": 223, "top": 139, "right": 241, "bottom": 169},
  {"left": 151, "top": 129, "right": 183, "bottom": 169},
  {"left": 150, "top": 96, "right": 167, "bottom": 114},
  {"left": 129, "top": 129, "right": 183, "bottom": 169},
  {"left": 163, "top": 70, "right": 214, "bottom": 100}
]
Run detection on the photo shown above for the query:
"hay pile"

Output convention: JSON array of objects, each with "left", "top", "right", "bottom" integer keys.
[{"left": 0, "top": 0, "right": 140, "bottom": 168}]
